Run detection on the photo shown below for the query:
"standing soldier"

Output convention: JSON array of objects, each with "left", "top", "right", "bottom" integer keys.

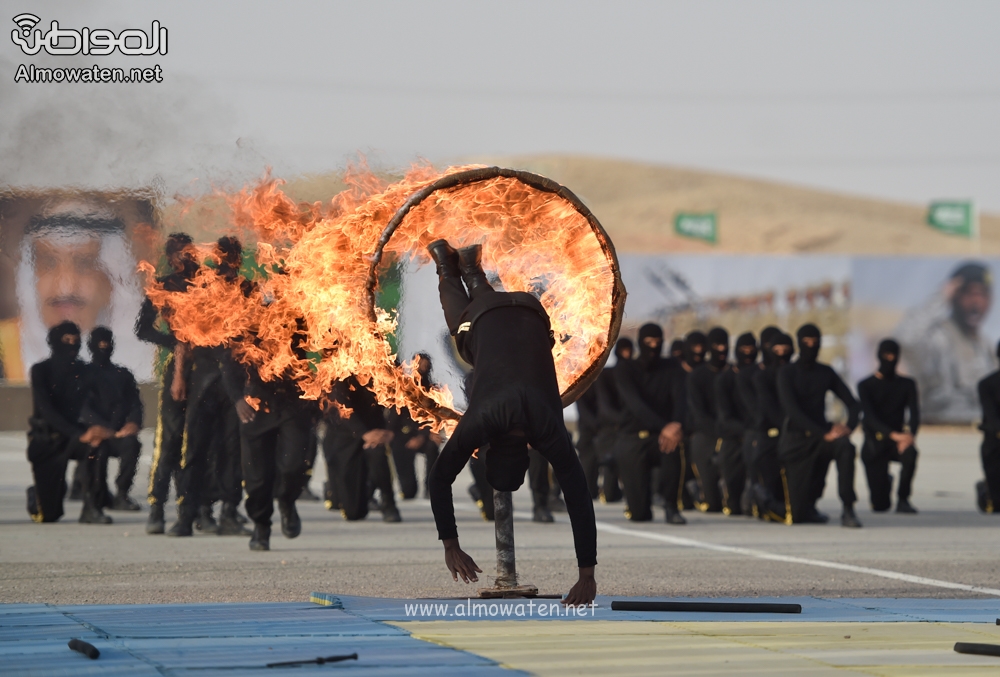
[
  {"left": 135, "top": 233, "right": 198, "bottom": 535},
  {"left": 858, "top": 339, "right": 919, "bottom": 514}
]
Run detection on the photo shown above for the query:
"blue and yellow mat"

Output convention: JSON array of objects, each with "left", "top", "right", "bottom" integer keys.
[{"left": 3, "top": 595, "right": 1000, "bottom": 675}]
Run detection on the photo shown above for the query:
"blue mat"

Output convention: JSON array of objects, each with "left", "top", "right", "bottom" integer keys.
[{"left": 0, "top": 602, "right": 523, "bottom": 677}]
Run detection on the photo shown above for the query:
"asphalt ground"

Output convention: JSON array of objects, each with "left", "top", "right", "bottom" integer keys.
[{"left": 1, "top": 428, "right": 998, "bottom": 605}]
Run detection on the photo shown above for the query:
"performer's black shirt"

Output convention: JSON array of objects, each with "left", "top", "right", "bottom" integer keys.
[
  {"left": 752, "top": 364, "right": 784, "bottom": 432},
  {"left": 777, "top": 361, "right": 860, "bottom": 435},
  {"left": 427, "top": 294, "right": 597, "bottom": 569},
  {"left": 858, "top": 373, "right": 920, "bottom": 439}
]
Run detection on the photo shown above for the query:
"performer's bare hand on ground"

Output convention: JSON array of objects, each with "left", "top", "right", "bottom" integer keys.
[
  {"left": 658, "top": 422, "right": 682, "bottom": 453},
  {"left": 442, "top": 538, "right": 482, "bottom": 583},
  {"left": 563, "top": 566, "right": 596, "bottom": 606},
  {"left": 824, "top": 423, "right": 851, "bottom": 442},
  {"left": 362, "top": 429, "right": 394, "bottom": 449},
  {"left": 116, "top": 422, "right": 140, "bottom": 438}
]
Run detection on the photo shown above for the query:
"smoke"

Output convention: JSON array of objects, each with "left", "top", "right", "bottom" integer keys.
[{"left": 0, "top": 53, "right": 262, "bottom": 194}]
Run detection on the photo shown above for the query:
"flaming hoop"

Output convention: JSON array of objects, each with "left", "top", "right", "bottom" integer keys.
[{"left": 367, "top": 166, "right": 626, "bottom": 410}]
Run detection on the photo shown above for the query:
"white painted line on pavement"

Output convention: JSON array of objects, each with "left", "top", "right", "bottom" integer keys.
[{"left": 591, "top": 520, "right": 1000, "bottom": 597}]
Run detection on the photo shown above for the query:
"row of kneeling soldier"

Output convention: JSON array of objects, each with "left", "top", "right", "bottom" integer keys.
[{"left": 575, "top": 321, "right": 926, "bottom": 528}]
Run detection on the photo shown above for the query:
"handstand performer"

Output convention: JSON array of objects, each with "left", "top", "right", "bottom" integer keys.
[{"left": 425, "top": 240, "right": 598, "bottom": 605}]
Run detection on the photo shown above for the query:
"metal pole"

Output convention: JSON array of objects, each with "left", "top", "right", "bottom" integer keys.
[{"left": 493, "top": 490, "right": 517, "bottom": 588}]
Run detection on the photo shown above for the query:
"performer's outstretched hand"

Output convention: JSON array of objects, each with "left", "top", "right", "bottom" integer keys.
[
  {"left": 563, "top": 566, "right": 596, "bottom": 606},
  {"left": 442, "top": 538, "right": 482, "bottom": 583}
]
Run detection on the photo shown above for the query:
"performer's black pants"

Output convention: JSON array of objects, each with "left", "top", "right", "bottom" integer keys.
[
  {"left": 528, "top": 448, "right": 550, "bottom": 508},
  {"left": 148, "top": 356, "right": 187, "bottom": 506},
  {"left": 241, "top": 412, "right": 310, "bottom": 527},
  {"left": 689, "top": 432, "right": 723, "bottom": 512},
  {"left": 391, "top": 437, "right": 439, "bottom": 499},
  {"left": 779, "top": 431, "right": 857, "bottom": 523},
  {"left": 323, "top": 432, "right": 395, "bottom": 521},
  {"left": 750, "top": 431, "right": 786, "bottom": 519},
  {"left": 861, "top": 436, "right": 917, "bottom": 511},
  {"left": 718, "top": 434, "right": 746, "bottom": 515},
  {"left": 95, "top": 436, "right": 141, "bottom": 506},
  {"left": 28, "top": 429, "right": 101, "bottom": 522}
]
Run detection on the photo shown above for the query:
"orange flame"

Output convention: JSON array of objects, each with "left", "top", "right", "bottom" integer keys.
[{"left": 141, "top": 164, "right": 618, "bottom": 433}]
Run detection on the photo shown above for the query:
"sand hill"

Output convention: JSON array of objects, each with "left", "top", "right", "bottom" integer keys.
[{"left": 162, "top": 155, "right": 999, "bottom": 256}]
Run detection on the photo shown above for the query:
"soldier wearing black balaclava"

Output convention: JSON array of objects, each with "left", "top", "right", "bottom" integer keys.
[
  {"left": 26, "top": 321, "right": 113, "bottom": 523},
  {"left": 614, "top": 323, "right": 686, "bottom": 524},
  {"left": 976, "top": 340, "right": 1000, "bottom": 513},
  {"left": 591, "top": 337, "right": 633, "bottom": 503},
  {"left": 80, "top": 327, "right": 143, "bottom": 512},
  {"left": 135, "top": 233, "right": 198, "bottom": 535},
  {"left": 678, "top": 331, "right": 706, "bottom": 508},
  {"left": 858, "top": 339, "right": 919, "bottom": 514},
  {"left": 669, "top": 339, "right": 685, "bottom": 362},
  {"left": 424, "top": 240, "right": 597, "bottom": 605},
  {"left": 686, "top": 327, "right": 731, "bottom": 513},
  {"left": 387, "top": 353, "right": 441, "bottom": 500},
  {"left": 716, "top": 331, "right": 756, "bottom": 515},
  {"left": 777, "top": 324, "right": 862, "bottom": 528},
  {"left": 750, "top": 330, "right": 791, "bottom": 521}
]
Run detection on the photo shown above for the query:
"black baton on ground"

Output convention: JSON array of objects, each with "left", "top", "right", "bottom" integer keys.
[
  {"left": 611, "top": 600, "right": 802, "bottom": 614},
  {"left": 68, "top": 639, "right": 100, "bottom": 659},
  {"left": 955, "top": 642, "right": 1000, "bottom": 657},
  {"left": 266, "top": 653, "right": 358, "bottom": 667}
]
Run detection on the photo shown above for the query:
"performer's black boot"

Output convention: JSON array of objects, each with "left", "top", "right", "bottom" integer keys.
[
  {"left": 458, "top": 244, "right": 491, "bottom": 297},
  {"left": 428, "top": 239, "right": 460, "bottom": 278},
  {"left": 146, "top": 503, "right": 165, "bottom": 534},
  {"left": 278, "top": 499, "right": 301, "bottom": 538},
  {"left": 166, "top": 506, "right": 195, "bottom": 537},
  {"left": 218, "top": 502, "right": 252, "bottom": 535},
  {"left": 249, "top": 523, "right": 271, "bottom": 551}
]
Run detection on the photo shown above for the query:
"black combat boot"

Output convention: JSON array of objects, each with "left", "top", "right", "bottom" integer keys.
[
  {"left": 194, "top": 504, "right": 219, "bottom": 534},
  {"left": 249, "top": 523, "right": 271, "bottom": 551},
  {"left": 840, "top": 504, "right": 863, "bottom": 528},
  {"left": 457, "top": 244, "right": 491, "bottom": 297},
  {"left": 427, "top": 239, "right": 460, "bottom": 278},
  {"left": 146, "top": 502, "right": 165, "bottom": 534},
  {"left": 166, "top": 506, "right": 195, "bottom": 537},
  {"left": 79, "top": 504, "right": 113, "bottom": 524},
  {"left": 277, "top": 499, "right": 301, "bottom": 538},
  {"left": 218, "top": 503, "right": 252, "bottom": 535}
]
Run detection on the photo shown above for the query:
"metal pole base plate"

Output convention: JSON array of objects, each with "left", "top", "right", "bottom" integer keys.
[{"left": 477, "top": 584, "right": 539, "bottom": 599}]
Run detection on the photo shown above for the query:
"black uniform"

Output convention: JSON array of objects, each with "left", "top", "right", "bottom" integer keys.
[
  {"left": 751, "top": 337, "right": 791, "bottom": 521},
  {"left": 858, "top": 340, "right": 919, "bottom": 511},
  {"left": 590, "top": 338, "right": 632, "bottom": 503},
  {"left": 977, "top": 359, "right": 1000, "bottom": 512},
  {"left": 614, "top": 326, "right": 686, "bottom": 522},
  {"left": 26, "top": 323, "right": 91, "bottom": 523},
  {"left": 80, "top": 333, "right": 143, "bottom": 508},
  {"left": 427, "top": 278, "right": 597, "bottom": 569},
  {"left": 715, "top": 364, "right": 749, "bottom": 515},
  {"left": 224, "top": 356, "right": 316, "bottom": 530},
  {"left": 135, "top": 271, "right": 192, "bottom": 509},
  {"left": 777, "top": 326, "right": 860, "bottom": 524}
]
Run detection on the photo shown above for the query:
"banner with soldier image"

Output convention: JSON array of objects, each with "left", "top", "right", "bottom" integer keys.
[{"left": 0, "top": 190, "right": 158, "bottom": 383}]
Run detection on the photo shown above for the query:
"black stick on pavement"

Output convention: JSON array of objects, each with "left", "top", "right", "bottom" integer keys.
[
  {"left": 68, "top": 639, "right": 100, "bottom": 659},
  {"left": 954, "top": 642, "right": 1000, "bottom": 657},
  {"left": 611, "top": 601, "right": 802, "bottom": 614},
  {"left": 266, "top": 653, "right": 358, "bottom": 667}
]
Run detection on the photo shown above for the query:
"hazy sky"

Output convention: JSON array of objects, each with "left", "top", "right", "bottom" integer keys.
[{"left": 3, "top": 0, "right": 999, "bottom": 209}]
